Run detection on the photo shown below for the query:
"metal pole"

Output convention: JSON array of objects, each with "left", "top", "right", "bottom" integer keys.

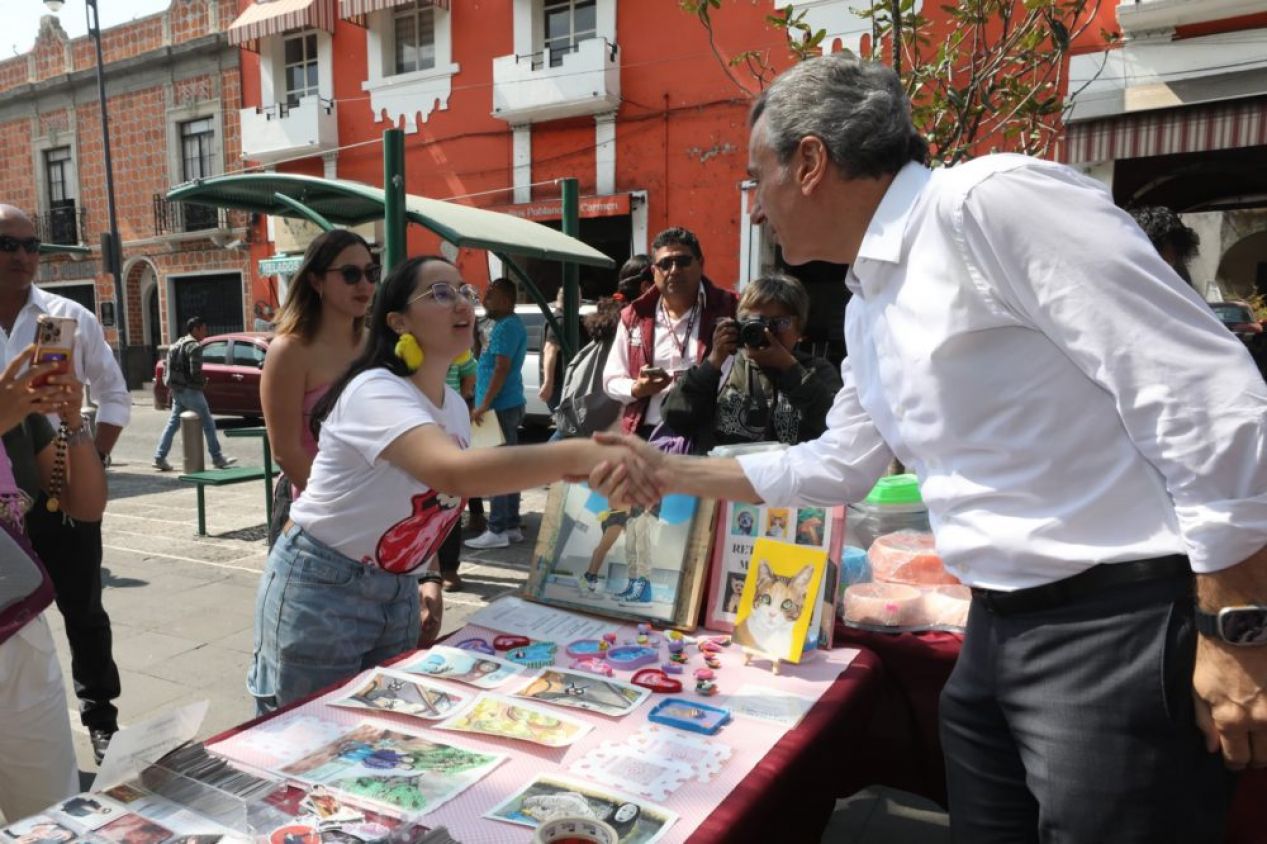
[
  {"left": 559, "top": 177, "right": 580, "bottom": 364},
  {"left": 272, "top": 192, "right": 334, "bottom": 232},
  {"left": 383, "top": 128, "right": 406, "bottom": 270},
  {"left": 88, "top": 0, "right": 130, "bottom": 387}
]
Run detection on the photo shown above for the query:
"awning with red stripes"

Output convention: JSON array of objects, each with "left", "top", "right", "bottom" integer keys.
[
  {"left": 227, "top": 0, "right": 337, "bottom": 49},
  {"left": 338, "top": 0, "right": 447, "bottom": 18},
  {"left": 1060, "top": 97, "right": 1267, "bottom": 164}
]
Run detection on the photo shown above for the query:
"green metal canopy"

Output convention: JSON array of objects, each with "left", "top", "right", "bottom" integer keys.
[{"left": 166, "top": 172, "right": 614, "bottom": 268}]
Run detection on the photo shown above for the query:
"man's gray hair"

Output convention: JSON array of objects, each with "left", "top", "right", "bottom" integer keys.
[
  {"left": 750, "top": 53, "right": 927, "bottom": 180},
  {"left": 739, "top": 273, "right": 810, "bottom": 328}
]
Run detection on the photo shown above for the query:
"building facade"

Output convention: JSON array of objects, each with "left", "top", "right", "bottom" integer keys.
[{"left": 0, "top": 0, "right": 251, "bottom": 384}]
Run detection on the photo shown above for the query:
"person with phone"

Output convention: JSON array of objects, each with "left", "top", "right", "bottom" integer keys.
[
  {"left": 660, "top": 274, "right": 840, "bottom": 453},
  {"left": 601, "top": 227, "right": 737, "bottom": 440},
  {"left": 152, "top": 316, "right": 238, "bottom": 472},
  {"left": 0, "top": 203, "right": 130, "bottom": 764}
]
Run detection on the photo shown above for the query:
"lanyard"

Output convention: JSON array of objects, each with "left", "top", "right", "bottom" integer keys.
[{"left": 656, "top": 290, "right": 702, "bottom": 365}]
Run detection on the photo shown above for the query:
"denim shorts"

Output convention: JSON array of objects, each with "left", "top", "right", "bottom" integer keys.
[{"left": 247, "top": 524, "right": 420, "bottom": 714}]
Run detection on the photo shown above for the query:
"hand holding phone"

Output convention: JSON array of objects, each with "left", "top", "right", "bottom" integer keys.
[
  {"left": 633, "top": 365, "right": 672, "bottom": 399},
  {"left": 32, "top": 314, "right": 75, "bottom": 389}
]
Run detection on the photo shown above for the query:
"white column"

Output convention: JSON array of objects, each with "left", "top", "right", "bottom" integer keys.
[
  {"left": 513, "top": 124, "right": 532, "bottom": 204},
  {"left": 322, "top": 152, "right": 337, "bottom": 180},
  {"left": 595, "top": 111, "right": 616, "bottom": 196}
]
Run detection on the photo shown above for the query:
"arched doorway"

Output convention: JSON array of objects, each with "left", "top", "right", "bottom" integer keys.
[{"left": 1217, "top": 229, "right": 1267, "bottom": 301}]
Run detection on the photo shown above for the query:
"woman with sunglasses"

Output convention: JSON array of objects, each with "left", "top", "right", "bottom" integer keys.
[
  {"left": 261, "top": 229, "right": 379, "bottom": 545},
  {"left": 248, "top": 255, "right": 654, "bottom": 712},
  {"left": 661, "top": 273, "right": 841, "bottom": 453}
]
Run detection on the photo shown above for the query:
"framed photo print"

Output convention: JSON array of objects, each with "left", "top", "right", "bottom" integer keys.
[{"left": 523, "top": 482, "right": 716, "bottom": 629}]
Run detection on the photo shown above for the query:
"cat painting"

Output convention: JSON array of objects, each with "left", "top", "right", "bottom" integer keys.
[
  {"left": 764, "top": 509, "right": 790, "bottom": 539},
  {"left": 734, "top": 560, "right": 815, "bottom": 659}
]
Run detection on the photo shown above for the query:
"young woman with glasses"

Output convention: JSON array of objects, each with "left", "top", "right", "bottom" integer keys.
[
  {"left": 247, "top": 255, "right": 654, "bottom": 713},
  {"left": 261, "top": 229, "right": 380, "bottom": 545}
]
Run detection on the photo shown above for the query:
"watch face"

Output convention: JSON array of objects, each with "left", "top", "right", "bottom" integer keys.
[{"left": 1219, "top": 607, "right": 1267, "bottom": 646}]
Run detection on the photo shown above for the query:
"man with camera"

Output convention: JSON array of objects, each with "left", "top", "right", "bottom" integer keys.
[
  {"left": 661, "top": 273, "right": 840, "bottom": 452},
  {"left": 602, "top": 227, "right": 736, "bottom": 439}
]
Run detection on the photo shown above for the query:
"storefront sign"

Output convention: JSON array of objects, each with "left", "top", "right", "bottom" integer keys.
[
  {"left": 258, "top": 255, "right": 304, "bottom": 276},
  {"left": 498, "top": 193, "right": 631, "bottom": 222}
]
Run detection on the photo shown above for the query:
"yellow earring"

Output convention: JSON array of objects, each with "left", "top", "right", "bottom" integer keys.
[
  {"left": 453, "top": 350, "right": 472, "bottom": 365},
  {"left": 394, "top": 332, "right": 424, "bottom": 372}
]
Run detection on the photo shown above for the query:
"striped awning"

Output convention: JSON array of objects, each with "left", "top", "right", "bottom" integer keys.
[
  {"left": 1060, "top": 97, "right": 1267, "bottom": 164},
  {"left": 228, "top": 0, "right": 337, "bottom": 48},
  {"left": 339, "top": 0, "right": 447, "bottom": 18}
]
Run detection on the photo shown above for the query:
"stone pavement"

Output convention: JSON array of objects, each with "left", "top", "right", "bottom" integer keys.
[{"left": 39, "top": 389, "right": 948, "bottom": 841}]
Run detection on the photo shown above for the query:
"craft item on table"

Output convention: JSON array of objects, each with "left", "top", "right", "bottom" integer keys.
[
  {"left": 329, "top": 668, "right": 468, "bottom": 721},
  {"left": 397, "top": 645, "right": 525, "bottom": 689},
  {"left": 714, "top": 683, "right": 818, "bottom": 730},
  {"left": 486, "top": 773, "right": 678, "bottom": 844},
  {"left": 523, "top": 481, "right": 716, "bottom": 628},
  {"left": 570, "top": 658, "right": 615, "bottom": 677},
  {"left": 533, "top": 815, "right": 620, "bottom": 844},
  {"left": 570, "top": 742, "right": 696, "bottom": 802},
  {"left": 258, "top": 782, "right": 433, "bottom": 843},
  {"left": 630, "top": 668, "right": 683, "bottom": 694},
  {"left": 494, "top": 634, "right": 533, "bottom": 651},
  {"left": 666, "top": 630, "right": 683, "bottom": 642},
  {"left": 703, "top": 654, "right": 721, "bottom": 670},
  {"left": 693, "top": 668, "right": 718, "bottom": 697},
  {"left": 436, "top": 694, "right": 593, "bottom": 748},
  {"left": 566, "top": 639, "right": 606, "bottom": 659},
  {"left": 867, "top": 530, "right": 960, "bottom": 586},
  {"left": 454, "top": 637, "right": 496, "bottom": 655},
  {"left": 624, "top": 724, "right": 732, "bottom": 784},
  {"left": 842, "top": 582, "right": 924, "bottom": 627},
  {"left": 922, "top": 583, "right": 971, "bottom": 628},
  {"left": 733, "top": 538, "right": 829, "bottom": 668},
  {"left": 1, "top": 817, "right": 83, "bottom": 843},
  {"left": 94, "top": 811, "right": 179, "bottom": 844},
  {"left": 662, "top": 662, "right": 683, "bottom": 675},
  {"left": 668, "top": 652, "right": 688, "bottom": 665},
  {"left": 606, "top": 645, "right": 658, "bottom": 670},
  {"left": 206, "top": 714, "right": 353, "bottom": 775},
  {"left": 300, "top": 785, "right": 365, "bottom": 826},
  {"left": 698, "top": 639, "right": 722, "bottom": 654},
  {"left": 280, "top": 722, "right": 505, "bottom": 816},
  {"left": 603, "top": 633, "right": 618, "bottom": 647},
  {"left": 45, "top": 793, "right": 125, "bottom": 831},
  {"left": 506, "top": 641, "right": 559, "bottom": 668},
  {"left": 514, "top": 668, "right": 650, "bottom": 717},
  {"left": 466, "top": 595, "right": 612, "bottom": 644},
  {"left": 647, "top": 698, "right": 731, "bottom": 734},
  {"left": 268, "top": 822, "right": 320, "bottom": 843}
]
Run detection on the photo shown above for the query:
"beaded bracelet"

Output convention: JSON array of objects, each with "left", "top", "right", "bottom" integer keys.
[{"left": 45, "top": 422, "right": 69, "bottom": 513}]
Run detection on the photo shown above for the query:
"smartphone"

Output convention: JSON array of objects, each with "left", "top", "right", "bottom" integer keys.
[
  {"left": 32, "top": 314, "right": 76, "bottom": 388},
  {"left": 640, "top": 365, "right": 669, "bottom": 379}
]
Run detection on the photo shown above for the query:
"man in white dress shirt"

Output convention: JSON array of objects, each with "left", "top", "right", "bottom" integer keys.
[
  {"left": 591, "top": 56, "right": 1266, "bottom": 839},
  {"left": 0, "top": 204, "right": 130, "bottom": 764}
]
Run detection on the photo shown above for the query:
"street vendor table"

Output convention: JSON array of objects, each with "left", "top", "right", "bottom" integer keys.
[{"left": 223, "top": 426, "right": 276, "bottom": 526}]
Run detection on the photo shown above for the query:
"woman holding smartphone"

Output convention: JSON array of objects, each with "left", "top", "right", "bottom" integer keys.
[
  {"left": 248, "top": 255, "right": 653, "bottom": 712},
  {"left": 261, "top": 229, "right": 377, "bottom": 545}
]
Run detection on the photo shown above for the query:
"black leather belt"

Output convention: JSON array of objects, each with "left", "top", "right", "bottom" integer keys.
[{"left": 970, "top": 554, "right": 1191, "bottom": 615}]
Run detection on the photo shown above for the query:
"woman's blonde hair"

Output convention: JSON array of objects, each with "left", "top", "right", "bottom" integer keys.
[{"left": 272, "top": 228, "right": 373, "bottom": 342}]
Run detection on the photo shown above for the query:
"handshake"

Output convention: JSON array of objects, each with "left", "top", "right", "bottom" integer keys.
[{"left": 576, "top": 432, "right": 673, "bottom": 509}]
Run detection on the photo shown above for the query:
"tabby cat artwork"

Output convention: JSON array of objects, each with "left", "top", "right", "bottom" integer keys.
[{"left": 731, "top": 539, "right": 828, "bottom": 663}]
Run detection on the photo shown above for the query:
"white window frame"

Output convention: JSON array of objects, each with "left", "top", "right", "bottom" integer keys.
[
  {"left": 391, "top": 1, "right": 437, "bottom": 76},
  {"left": 542, "top": 0, "right": 597, "bottom": 67},
  {"left": 362, "top": 2, "right": 459, "bottom": 133},
  {"left": 282, "top": 31, "right": 320, "bottom": 106}
]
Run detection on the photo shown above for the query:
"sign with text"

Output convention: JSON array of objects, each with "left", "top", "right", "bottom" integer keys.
[{"left": 497, "top": 193, "right": 631, "bottom": 222}]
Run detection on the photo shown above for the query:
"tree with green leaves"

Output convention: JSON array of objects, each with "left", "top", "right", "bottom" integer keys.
[{"left": 681, "top": 0, "right": 1115, "bottom": 164}]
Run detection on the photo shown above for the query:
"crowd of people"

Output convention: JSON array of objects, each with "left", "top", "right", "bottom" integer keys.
[{"left": 1, "top": 51, "right": 1265, "bottom": 842}]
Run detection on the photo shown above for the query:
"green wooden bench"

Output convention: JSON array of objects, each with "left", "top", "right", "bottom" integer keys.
[{"left": 179, "top": 465, "right": 274, "bottom": 536}]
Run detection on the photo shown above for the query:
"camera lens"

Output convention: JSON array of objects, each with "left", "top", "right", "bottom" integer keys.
[{"left": 739, "top": 318, "right": 770, "bottom": 349}]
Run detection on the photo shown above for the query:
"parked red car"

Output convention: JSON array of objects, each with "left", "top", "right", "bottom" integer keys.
[{"left": 153, "top": 332, "right": 272, "bottom": 419}]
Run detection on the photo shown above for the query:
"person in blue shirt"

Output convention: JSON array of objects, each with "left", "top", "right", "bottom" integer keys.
[{"left": 466, "top": 277, "right": 528, "bottom": 549}]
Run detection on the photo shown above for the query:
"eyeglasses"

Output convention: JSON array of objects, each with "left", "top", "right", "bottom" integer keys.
[
  {"left": 0, "top": 235, "right": 41, "bottom": 254},
  {"left": 737, "top": 314, "right": 798, "bottom": 333},
  {"left": 654, "top": 255, "right": 696, "bottom": 273},
  {"left": 407, "top": 282, "right": 480, "bottom": 308},
  {"left": 325, "top": 264, "right": 382, "bottom": 285}
]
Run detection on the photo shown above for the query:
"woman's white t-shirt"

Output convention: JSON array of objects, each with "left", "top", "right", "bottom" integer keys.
[{"left": 289, "top": 368, "right": 471, "bottom": 573}]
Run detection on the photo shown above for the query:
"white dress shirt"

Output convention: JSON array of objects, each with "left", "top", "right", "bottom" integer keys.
[
  {"left": 0, "top": 285, "right": 131, "bottom": 430},
  {"left": 603, "top": 294, "right": 705, "bottom": 426},
  {"left": 739, "top": 155, "right": 1267, "bottom": 590}
]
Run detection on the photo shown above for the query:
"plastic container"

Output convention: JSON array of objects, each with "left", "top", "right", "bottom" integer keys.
[
  {"left": 845, "top": 474, "right": 930, "bottom": 550},
  {"left": 868, "top": 530, "right": 959, "bottom": 586}
]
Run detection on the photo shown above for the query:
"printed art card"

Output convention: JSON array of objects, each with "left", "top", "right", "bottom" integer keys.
[
  {"left": 395, "top": 645, "right": 524, "bottom": 690},
  {"left": 732, "top": 538, "right": 829, "bottom": 663},
  {"left": 569, "top": 743, "right": 695, "bottom": 802},
  {"left": 329, "top": 668, "right": 470, "bottom": 721},
  {"left": 279, "top": 722, "right": 505, "bottom": 818},
  {"left": 486, "top": 773, "right": 678, "bottom": 844},
  {"left": 714, "top": 683, "right": 818, "bottom": 730},
  {"left": 2, "top": 815, "right": 87, "bottom": 843},
  {"left": 435, "top": 693, "right": 593, "bottom": 748},
  {"left": 45, "top": 794, "right": 125, "bottom": 831},
  {"left": 623, "top": 724, "right": 732, "bottom": 784},
  {"left": 512, "top": 668, "right": 650, "bottom": 718}
]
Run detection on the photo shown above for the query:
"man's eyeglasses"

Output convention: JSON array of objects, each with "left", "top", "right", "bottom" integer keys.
[
  {"left": 407, "top": 282, "right": 480, "bottom": 308},
  {"left": 0, "top": 235, "right": 41, "bottom": 254},
  {"left": 654, "top": 254, "right": 696, "bottom": 273},
  {"left": 326, "top": 264, "right": 382, "bottom": 285}
]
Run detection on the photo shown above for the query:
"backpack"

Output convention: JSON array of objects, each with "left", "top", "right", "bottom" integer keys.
[
  {"left": 553, "top": 337, "right": 622, "bottom": 438},
  {"left": 164, "top": 337, "right": 195, "bottom": 387}
]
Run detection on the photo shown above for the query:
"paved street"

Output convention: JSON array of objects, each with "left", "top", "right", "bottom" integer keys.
[{"left": 43, "top": 389, "right": 947, "bottom": 842}]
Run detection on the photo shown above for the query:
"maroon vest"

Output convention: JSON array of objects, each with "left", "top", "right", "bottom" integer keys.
[{"left": 619, "top": 277, "right": 738, "bottom": 434}]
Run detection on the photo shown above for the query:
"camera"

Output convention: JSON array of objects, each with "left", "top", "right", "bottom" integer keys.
[{"left": 738, "top": 318, "right": 772, "bottom": 349}]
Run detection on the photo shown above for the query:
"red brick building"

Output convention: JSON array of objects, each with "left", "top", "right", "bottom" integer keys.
[{"left": 0, "top": 0, "right": 251, "bottom": 384}]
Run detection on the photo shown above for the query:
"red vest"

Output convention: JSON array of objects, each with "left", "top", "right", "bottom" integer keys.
[{"left": 619, "top": 277, "right": 737, "bottom": 434}]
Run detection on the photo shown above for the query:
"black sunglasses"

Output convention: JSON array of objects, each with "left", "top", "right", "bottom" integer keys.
[
  {"left": 654, "top": 255, "right": 696, "bottom": 272},
  {"left": 0, "top": 235, "right": 41, "bottom": 254},
  {"left": 326, "top": 264, "right": 382, "bottom": 285}
]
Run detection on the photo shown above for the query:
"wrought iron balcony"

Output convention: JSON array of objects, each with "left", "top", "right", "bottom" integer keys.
[
  {"left": 153, "top": 195, "right": 224, "bottom": 235},
  {"left": 35, "top": 204, "right": 86, "bottom": 246}
]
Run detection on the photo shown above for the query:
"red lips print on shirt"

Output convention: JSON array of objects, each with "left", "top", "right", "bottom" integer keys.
[{"left": 374, "top": 491, "right": 465, "bottom": 573}]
